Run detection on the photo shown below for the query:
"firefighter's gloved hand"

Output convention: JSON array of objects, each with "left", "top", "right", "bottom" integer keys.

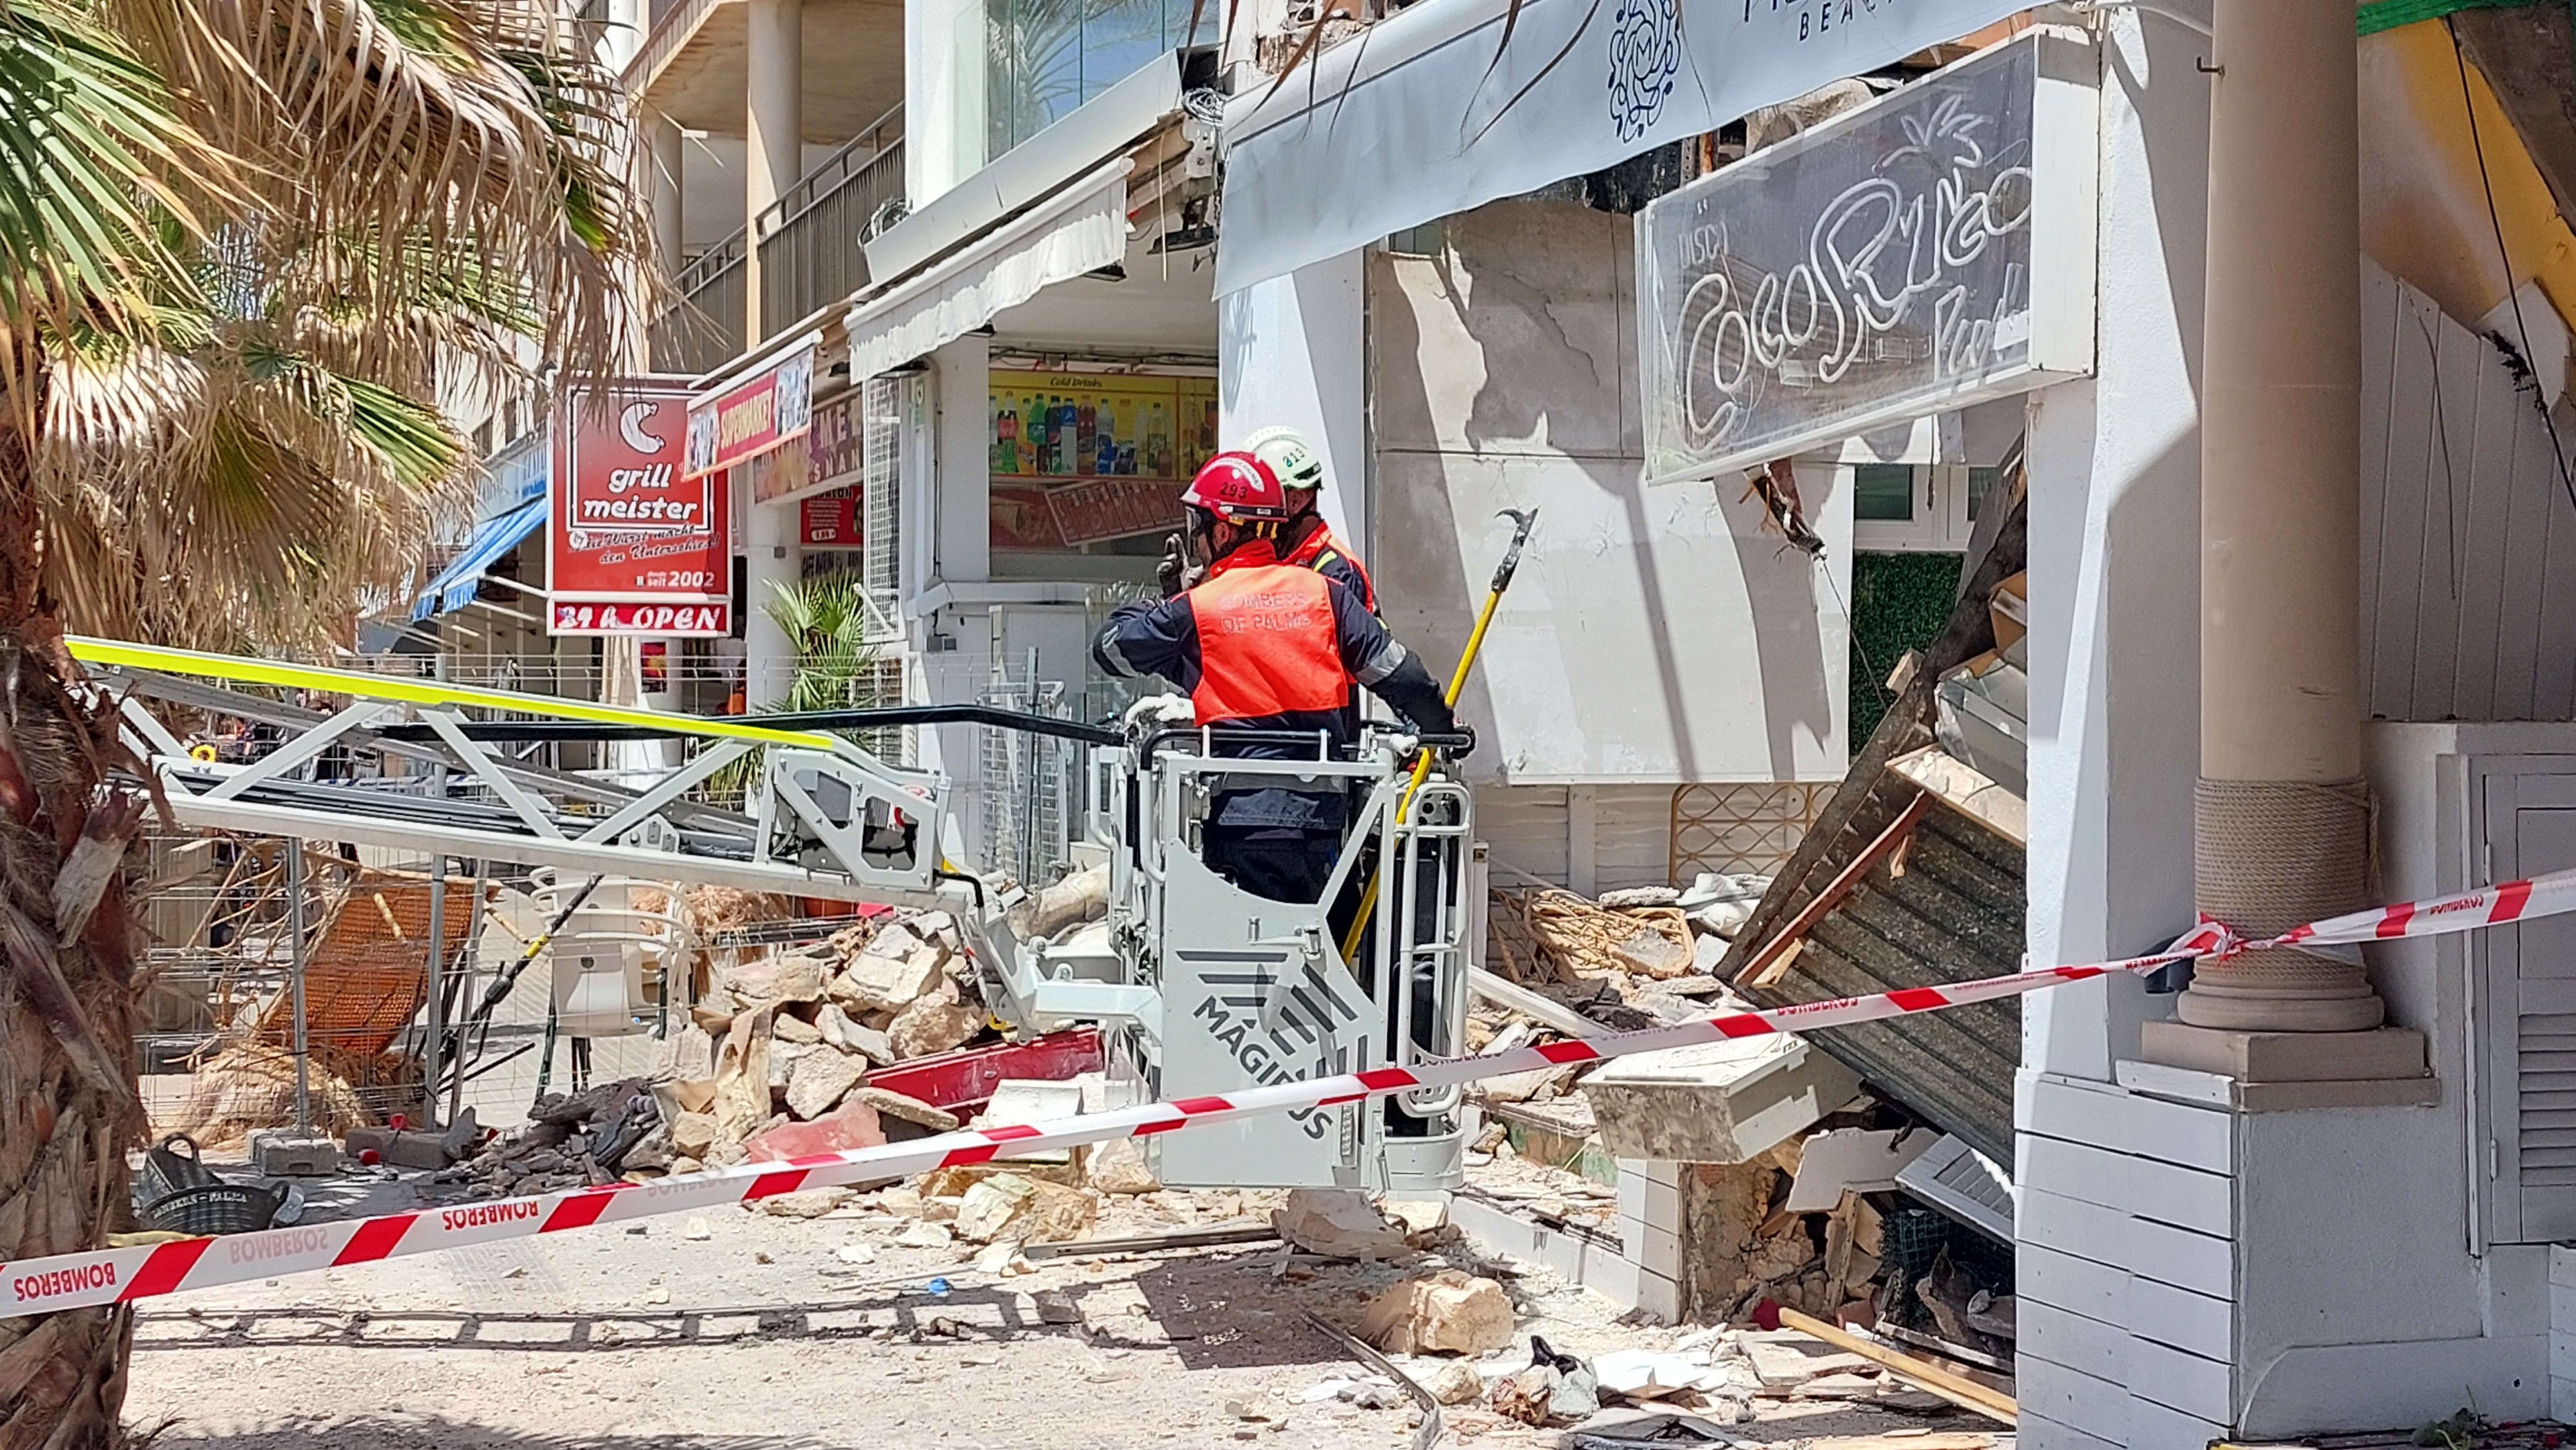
[
  {"left": 1157, "top": 534, "right": 1189, "bottom": 598},
  {"left": 1444, "top": 724, "right": 1478, "bottom": 759},
  {"left": 1121, "top": 693, "right": 1195, "bottom": 736}
]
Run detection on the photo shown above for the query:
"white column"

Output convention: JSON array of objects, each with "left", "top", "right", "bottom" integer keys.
[
  {"left": 2018, "top": 8, "right": 2205, "bottom": 1081},
  {"left": 744, "top": 0, "right": 802, "bottom": 341},
  {"left": 739, "top": 0, "right": 802, "bottom": 709},
  {"left": 2179, "top": 0, "right": 2382, "bottom": 1031}
]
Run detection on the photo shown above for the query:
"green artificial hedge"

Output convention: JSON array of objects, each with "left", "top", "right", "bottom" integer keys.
[{"left": 1849, "top": 551, "right": 1963, "bottom": 756}]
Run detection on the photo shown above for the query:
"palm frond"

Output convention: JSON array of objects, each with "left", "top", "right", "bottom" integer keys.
[{"left": 0, "top": 1, "right": 220, "bottom": 349}]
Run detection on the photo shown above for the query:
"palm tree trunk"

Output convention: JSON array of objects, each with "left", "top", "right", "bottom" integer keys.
[{"left": 0, "top": 429, "right": 148, "bottom": 1450}]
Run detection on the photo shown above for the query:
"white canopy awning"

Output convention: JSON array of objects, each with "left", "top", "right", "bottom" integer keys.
[
  {"left": 844, "top": 161, "right": 1133, "bottom": 381},
  {"left": 1214, "top": 0, "right": 2031, "bottom": 296}
]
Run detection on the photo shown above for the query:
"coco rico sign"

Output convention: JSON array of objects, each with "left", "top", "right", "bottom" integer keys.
[
  {"left": 549, "top": 380, "right": 733, "bottom": 636},
  {"left": 1634, "top": 30, "right": 2096, "bottom": 483},
  {"left": 684, "top": 342, "right": 816, "bottom": 481}
]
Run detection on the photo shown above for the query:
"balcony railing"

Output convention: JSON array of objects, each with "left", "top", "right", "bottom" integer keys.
[
  {"left": 649, "top": 226, "right": 747, "bottom": 376},
  {"left": 756, "top": 103, "right": 906, "bottom": 338}
]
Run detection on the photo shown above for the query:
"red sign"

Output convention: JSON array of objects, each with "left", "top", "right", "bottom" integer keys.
[
  {"left": 989, "top": 482, "right": 1069, "bottom": 551},
  {"left": 549, "top": 601, "right": 732, "bottom": 636},
  {"left": 550, "top": 380, "right": 731, "bottom": 634},
  {"left": 685, "top": 345, "right": 815, "bottom": 480},
  {"left": 801, "top": 488, "right": 859, "bottom": 547},
  {"left": 1046, "top": 476, "right": 1181, "bottom": 547}
]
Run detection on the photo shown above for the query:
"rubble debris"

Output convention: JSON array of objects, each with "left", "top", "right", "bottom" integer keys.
[
  {"left": 1271, "top": 1188, "right": 1410, "bottom": 1260},
  {"left": 1513, "top": 889, "right": 1697, "bottom": 981},
  {"left": 1358, "top": 1270, "right": 1513, "bottom": 1356},
  {"left": 1591, "top": 1349, "right": 1735, "bottom": 1401},
  {"left": 890, "top": 995, "right": 983, "bottom": 1058},
  {"left": 1784, "top": 1128, "right": 1938, "bottom": 1213},
  {"left": 896, "top": 1219, "right": 956, "bottom": 1249},
  {"left": 1582, "top": 1032, "right": 1861, "bottom": 1164},
  {"left": 751, "top": 1186, "right": 856, "bottom": 1219},
  {"left": 1085, "top": 1137, "right": 1161, "bottom": 1194},
  {"left": 1491, "top": 1337, "right": 1600, "bottom": 1426},
  {"left": 744, "top": 1098, "right": 885, "bottom": 1162},
  {"left": 1773, "top": 1308, "right": 2016, "bottom": 1425},
  {"left": 953, "top": 1172, "right": 1097, "bottom": 1243},
  {"left": 1425, "top": 1361, "right": 1486, "bottom": 1406},
  {"left": 439, "top": 1080, "right": 655, "bottom": 1196}
]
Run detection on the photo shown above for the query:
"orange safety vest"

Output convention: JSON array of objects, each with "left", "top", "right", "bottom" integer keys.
[
  {"left": 1187, "top": 563, "right": 1352, "bottom": 724},
  {"left": 1284, "top": 523, "right": 1376, "bottom": 612}
]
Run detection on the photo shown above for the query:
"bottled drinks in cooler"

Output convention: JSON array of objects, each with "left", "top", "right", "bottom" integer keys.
[{"left": 1076, "top": 398, "right": 1096, "bottom": 476}]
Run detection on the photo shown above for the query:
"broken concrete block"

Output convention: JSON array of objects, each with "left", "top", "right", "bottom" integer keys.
[
  {"left": 722, "top": 954, "right": 828, "bottom": 1007},
  {"left": 1425, "top": 1361, "right": 1485, "bottom": 1406},
  {"left": 772, "top": 1011, "right": 822, "bottom": 1045},
  {"left": 954, "top": 1172, "right": 1096, "bottom": 1243},
  {"left": 785, "top": 1046, "right": 867, "bottom": 1121},
  {"left": 896, "top": 1219, "right": 955, "bottom": 1249},
  {"left": 753, "top": 1186, "right": 855, "bottom": 1219},
  {"left": 668, "top": 1112, "right": 718, "bottom": 1159},
  {"left": 831, "top": 951, "right": 945, "bottom": 1014},
  {"left": 888, "top": 996, "right": 982, "bottom": 1058},
  {"left": 1357, "top": 1270, "right": 1513, "bottom": 1356},
  {"left": 1739, "top": 1330, "right": 1871, "bottom": 1388},
  {"left": 978, "top": 1079, "right": 1083, "bottom": 1164},
  {"left": 816, "top": 1003, "right": 894, "bottom": 1064},
  {"left": 864, "top": 923, "right": 924, "bottom": 961},
  {"left": 1085, "top": 1137, "right": 1159, "bottom": 1195},
  {"left": 1582, "top": 1034, "right": 1862, "bottom": 1165},
  {"left": 743, "top": 1098, "right": 885, "bottom": 1162},
  {"left": 1272, "top": 1188, "right": 1407, "bottom": 1260},
  {"left": 846, "top": 1087, "right": 961, "bottom": 1134}
]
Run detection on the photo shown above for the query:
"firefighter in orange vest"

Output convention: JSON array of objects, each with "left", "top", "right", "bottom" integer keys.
[
  {"left": 1097, "top": 451, "right": 1462, "bottom": 905},
  {"left": 1244, "top": 425, "right": 1377, "bottom": 612}
]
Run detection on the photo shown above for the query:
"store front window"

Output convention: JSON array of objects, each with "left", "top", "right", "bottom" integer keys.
[
  {"left": 987, "top": 366, "right": 1216, "bottom": 578},
  {"left": 984, "top": 0, "right": 1213, "bottom": 160}
]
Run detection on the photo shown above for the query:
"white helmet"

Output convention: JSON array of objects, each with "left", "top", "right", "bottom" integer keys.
[{"left": 1242, "top": 425, "right": 1325, "bottom": 492}]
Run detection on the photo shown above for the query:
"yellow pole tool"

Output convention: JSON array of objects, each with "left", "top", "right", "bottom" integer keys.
[{"left": 1339, "top": 507, "right": 1537, "bottom": 963}]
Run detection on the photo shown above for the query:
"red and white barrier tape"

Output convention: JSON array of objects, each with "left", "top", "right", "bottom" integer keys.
[{"left": 8, "top": 866, "right": 2570, "bottom": 1321}]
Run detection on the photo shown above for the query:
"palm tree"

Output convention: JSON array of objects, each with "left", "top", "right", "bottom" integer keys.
[{"left": 0, "top": 3, "right": 651, "bottom": 1442}]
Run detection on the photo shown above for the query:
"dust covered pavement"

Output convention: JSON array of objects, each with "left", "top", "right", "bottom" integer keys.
[{"left": 119, "top": 1177, "right": 1977, "bottom": 1449}]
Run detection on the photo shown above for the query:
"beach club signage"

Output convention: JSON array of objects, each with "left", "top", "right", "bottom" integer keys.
[
  {"left": 549, "top": 380, "right": 733, "bottom": 636},
  {"left": 1635, "top": 30, "right": 2098, "bottom": 482}
]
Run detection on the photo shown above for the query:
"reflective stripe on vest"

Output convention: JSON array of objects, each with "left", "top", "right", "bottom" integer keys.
[{"left": 1187, "top": 565, "right": 1350, "bottom": 722}]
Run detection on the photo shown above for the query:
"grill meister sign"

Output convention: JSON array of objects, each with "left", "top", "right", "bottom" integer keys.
[{"left": 549, "top": 380, "right": 733, "bottom": 637}]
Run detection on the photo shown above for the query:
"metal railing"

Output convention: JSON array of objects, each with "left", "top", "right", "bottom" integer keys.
[
  {"left": 756, "top": 104, "right": 906, "bottom": 338},
  {"left": 631, "top": 0, "right": 722, "bottom": 89},
  {"left": 649, "top": 226, "right": 747, "bottom": 376}
]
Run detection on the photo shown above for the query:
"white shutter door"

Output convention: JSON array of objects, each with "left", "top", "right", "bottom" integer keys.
[{"left": 2486, "top": 773, "right": 2576, "bottom": 1242}]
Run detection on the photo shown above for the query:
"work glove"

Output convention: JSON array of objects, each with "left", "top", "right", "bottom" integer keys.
[
  {"left": 1157, "top": 534, "right": 1191, "bottom": 598},
  {"left": 1121, "top": 693, "right": 1195, "bottom": 736},
  {"left": 1444, "top": 724, "right": 1477, "bottom": 760}
]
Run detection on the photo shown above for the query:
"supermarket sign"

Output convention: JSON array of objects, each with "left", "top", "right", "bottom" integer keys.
[
  {"left": 549, "top": 601, "right": 733, "bottom": 636},
  {"left": 685, "top": 341, "right": 816, "bottom": 481}
]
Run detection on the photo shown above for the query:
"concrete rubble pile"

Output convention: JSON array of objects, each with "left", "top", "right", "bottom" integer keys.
[
  {"left": 655, "top": 908, "right": 985, "bottom": 1174},
  {"left": 439, "top": 910, "right": 989, "bottom": 1195},
  {"left": 1470, "top": 876, "right": 2015, "bottom": 1365}
]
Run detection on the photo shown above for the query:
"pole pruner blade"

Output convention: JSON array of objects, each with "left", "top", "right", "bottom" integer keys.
[{"left": 1491, "top": 507, "right": 1538, "bottom": 594}]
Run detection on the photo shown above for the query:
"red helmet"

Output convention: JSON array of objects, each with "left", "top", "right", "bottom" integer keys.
[{"left": 1181, "top": 451, "right": 1290, "bottom": 524}]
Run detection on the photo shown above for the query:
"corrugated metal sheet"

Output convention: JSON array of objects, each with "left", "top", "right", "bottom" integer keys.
[{"left": 1758, "top": 782, "right": 2024, "bottom": 1166}]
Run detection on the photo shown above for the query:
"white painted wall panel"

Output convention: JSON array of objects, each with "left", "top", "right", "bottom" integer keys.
[
  {"left": 2364, "top": 260, "right": 2576, "bottom": 722},
  {"left": 1368, "top": 199, "right": 1851, "bottom": 783}
]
